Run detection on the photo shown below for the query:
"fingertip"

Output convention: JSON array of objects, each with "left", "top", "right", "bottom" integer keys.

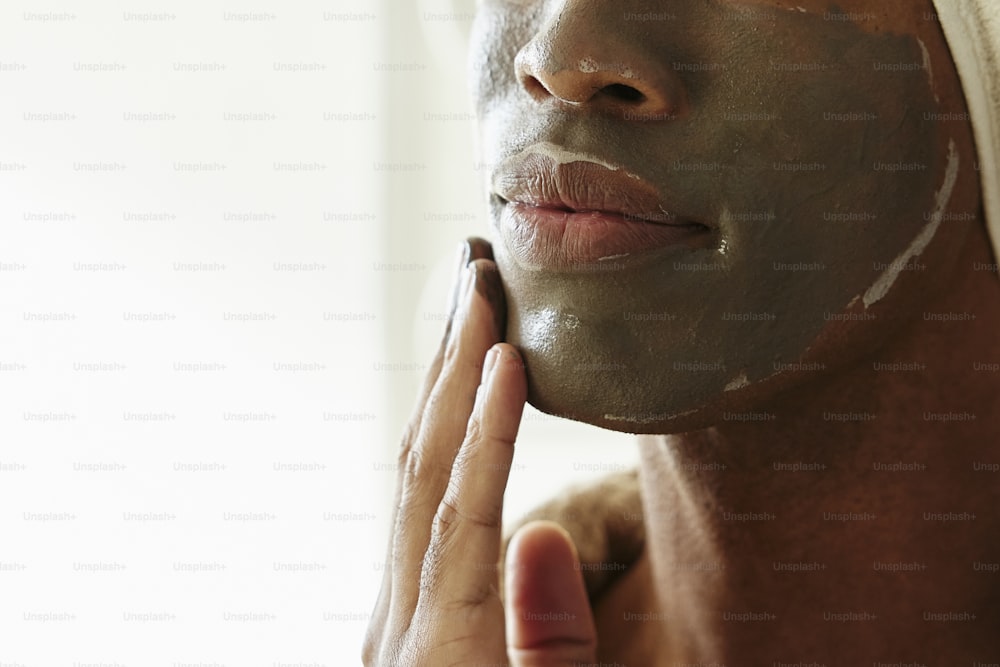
[
  {"left": 505, "top": 520, "right": 578, "bottom": 574},
  {"left": 505, "top": 520, "right": 582, "bottom": 611},
  {"left": 484, "top": 343, "right": 528, "bottom": 418},
  {"left": 493, "top": 341, "right": 522, "bottom": 360},
  {"left": 481, "top": 345, "right": 503, "bottom": 384},
  {"left": 466, "top": 235, "right": 495, "bottom": 261},
  {"left": 504, "top": 520, "right": 596, "bottom": 658},
  {"left": 492, "top": 343, "right": 525, "bottom": 374}
]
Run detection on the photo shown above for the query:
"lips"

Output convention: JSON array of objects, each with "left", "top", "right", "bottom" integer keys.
[{"left": 491, "top": 148, "right": 713, "bottom": 271}]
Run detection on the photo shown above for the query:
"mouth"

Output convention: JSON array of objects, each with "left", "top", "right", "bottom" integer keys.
[{"left": 491, "top": 147, "right": 715, "bottom": 271}]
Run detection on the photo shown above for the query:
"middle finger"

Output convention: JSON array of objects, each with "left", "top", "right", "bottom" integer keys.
[{"left": 389, "top": 258, "right": 506, "bottom": 621}]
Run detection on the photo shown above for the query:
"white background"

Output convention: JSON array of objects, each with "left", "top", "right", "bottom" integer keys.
[{"left": 0, "top": 1, "right": 638, "bottom": 664}]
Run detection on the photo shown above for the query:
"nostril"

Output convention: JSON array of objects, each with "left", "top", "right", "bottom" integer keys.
[
  {"left": 601, "top": 83, "right": 646, "bottom": 103},
  {"left": 521, "top": 74, "right": 550, "bottom": 99}
]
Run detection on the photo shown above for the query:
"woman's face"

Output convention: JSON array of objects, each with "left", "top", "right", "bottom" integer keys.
[{"left": 469, "top": 0, "right": 981, "bottom": 432}]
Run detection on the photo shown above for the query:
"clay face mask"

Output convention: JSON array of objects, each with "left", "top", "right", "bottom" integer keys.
[{"left": 470, "top": 0, "right": 977, "bottom": 432}]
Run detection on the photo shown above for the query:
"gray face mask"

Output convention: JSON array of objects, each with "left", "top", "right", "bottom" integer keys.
[{"left": 471, "top": 0, "right": 981, "bottom": 433}]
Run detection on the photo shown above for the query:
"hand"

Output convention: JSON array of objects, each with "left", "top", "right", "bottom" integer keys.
[{"left": 363, "top": 238, "right": 597, "bottom": 666}]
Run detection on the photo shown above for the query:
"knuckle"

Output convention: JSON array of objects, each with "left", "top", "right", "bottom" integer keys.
[
  {"left": 424, "top": 391, "right": 471, "bottom": 434},
  {"left": 402, "top": 444, "right": 452, "bottom": 491},
  {"left": 433, "top": 496, "right": 462, "bottom": 538},
  {"left": 436, "top": 494, "right": 503, "bottom": 534},
  {"left": 441, "top": 583, "right": 499, "bottom": 612},
  {"left": 463, "top": 411, "right": 516, "bottom": 457},
  {"left": 466, "top": 403, "right": 516, "bottom": 453},
  {"left": 482, "top": 430, "right": 517, "bottom": 452},
  {"left": 396, "top": 424, "right": 418, "bottom": 468}
]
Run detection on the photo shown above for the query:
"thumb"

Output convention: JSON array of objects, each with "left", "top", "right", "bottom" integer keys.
[{"left": 505, "top": 520, "right": 598, "bottom": 666}]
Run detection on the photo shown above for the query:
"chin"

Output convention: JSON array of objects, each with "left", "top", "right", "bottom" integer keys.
[
  {"left": 519, "top": 351, "right": 737, "bottom": 436},
  {"left": 518, "top": 337, "right": 849, "bottom": 436},
  {"left": 525, "top": 385, "right": 724, "bottom": 436}
]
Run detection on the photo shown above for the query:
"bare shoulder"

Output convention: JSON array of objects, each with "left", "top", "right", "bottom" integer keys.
[
  {"left": 501, "top": 468, "right": 670, "bottom": 664},
  {"left": 502, "top": 468, "right": 645, "bottom": 601},
  {"left": 591, "top": 547, "right": 666, "bottom": 666}
]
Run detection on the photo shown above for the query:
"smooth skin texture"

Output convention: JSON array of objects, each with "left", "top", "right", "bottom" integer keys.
[{"left": 367, "top": 0, "right": 1000, "bottom": 663}]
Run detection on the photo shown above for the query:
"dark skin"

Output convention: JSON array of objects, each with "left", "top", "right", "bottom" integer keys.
[
  {"left": 589, "top": 221, "right": 1000, "bottom": 665},
  {"left": 479, "top": 0, "right": 981, "bottom": 431},
  {"left": 365, "top": 0, "right": 999, "bottom": 664}
]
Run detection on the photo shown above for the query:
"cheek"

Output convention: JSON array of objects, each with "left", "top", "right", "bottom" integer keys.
[
  {"left": 468, "top": 8, "right": 534, "bottom": 115},
  {"left": 704, "top": 20, "right": 943, "bottom": 289},
  {"left": 723, "top": 0, "right": 921, "bottom": 32}
]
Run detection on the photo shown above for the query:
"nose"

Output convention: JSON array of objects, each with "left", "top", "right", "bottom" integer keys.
[{"left": 514, "top": 4, "right": 687, "bottom": 120}]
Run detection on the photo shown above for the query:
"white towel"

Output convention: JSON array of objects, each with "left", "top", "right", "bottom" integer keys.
[{"left": 932, "top": 0, "right": 1000, "bottom": 261}]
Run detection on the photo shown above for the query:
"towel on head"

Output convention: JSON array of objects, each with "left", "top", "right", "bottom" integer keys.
[{"left": 931, "top": 0, "right": 1000, "bottom": 261}]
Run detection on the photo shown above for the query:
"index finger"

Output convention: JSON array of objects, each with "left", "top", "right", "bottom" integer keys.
[
  {"left": 369, "top": 237, "right": 495, "bottom": 626},
  {"left": 419, "top": 343, "right": 528, "bottom": 610}
]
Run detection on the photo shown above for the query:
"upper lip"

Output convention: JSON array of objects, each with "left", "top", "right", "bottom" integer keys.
[{"left": 491, "top": 147, "right": 697, "bottom": 226}]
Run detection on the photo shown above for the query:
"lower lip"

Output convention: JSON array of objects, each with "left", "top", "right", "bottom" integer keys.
[{"left": 499, "top": 202, "right": 712, "bottom": 271}]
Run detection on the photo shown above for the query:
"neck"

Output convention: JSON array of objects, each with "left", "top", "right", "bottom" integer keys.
[{"left": 636, "top": 230, "right": 1000, "bottom": 662}]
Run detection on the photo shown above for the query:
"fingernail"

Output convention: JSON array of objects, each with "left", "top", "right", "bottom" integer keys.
[
  {"left": 459, "top": 239, "right": 472, "bottom": 267},
  {"left": 482, "top": 346, "right": 501, "bottom": 383},
  {"left": 448, "top": 241, "right": 472, "bottom": 309},
  {"left": 466, "top": 236, "right": 494, "bottom": 262}
]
